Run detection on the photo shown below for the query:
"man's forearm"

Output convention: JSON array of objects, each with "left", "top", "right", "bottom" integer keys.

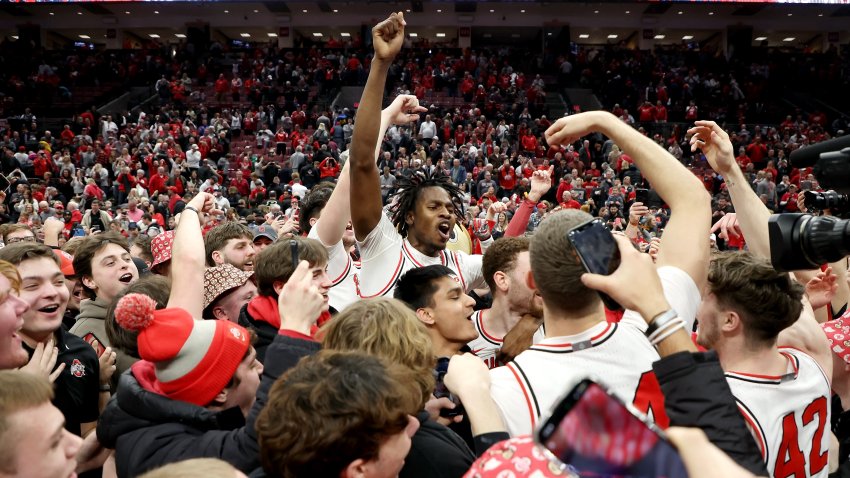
[
  {"left": 350, "top": 60, "right": 391, "bottom": 170},
  {"left": 721, "top": 167, "right": 771, "bottom": 258}
]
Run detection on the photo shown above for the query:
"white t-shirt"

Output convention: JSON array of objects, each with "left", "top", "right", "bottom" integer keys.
[
  {"left": 307, "top": 227, "right": 359, "bottom": 312},
  {"left": 356, "top": 214, "right": 485, "bottom": 299},
  {"left": 419, "top": 121, "right": 437, "bottom": 140},
  {"left": 726, "top": 348, "right": 831, "bottom": 478},
  {"left": 291, "top": 183, "right": 308, "bottom": 199},
  {"left": 491, "top": 266, "right": 701, "bottom": 437}
]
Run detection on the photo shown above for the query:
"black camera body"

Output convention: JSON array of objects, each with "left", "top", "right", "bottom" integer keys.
[{"left": 769, "top": 138, "right": 850, "bottom": 271}]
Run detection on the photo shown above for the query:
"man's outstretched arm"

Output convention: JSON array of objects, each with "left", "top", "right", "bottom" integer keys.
[
  {"left": 349, "top": 12, "right": 406, "bottom": 241},
  {"left": 547, "top": 111, "right": 711, "bottom": 291}
]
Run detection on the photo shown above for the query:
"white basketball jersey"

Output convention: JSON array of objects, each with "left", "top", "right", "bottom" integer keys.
[
  {"left": 307, "top": 228, "right": 359, "bottom": 312},
  {"left": 725, "top": 348, "right": 832, "bottom": 478},
  {"left": 467, "top": 309, "right": 502, "bottom": 369},
  {"left": 356, "top": 214, "right": 484, "bottom": 298}
]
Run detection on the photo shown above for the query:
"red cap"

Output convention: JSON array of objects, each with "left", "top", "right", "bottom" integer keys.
[{"left": 54, "top": 250, "right": 75, "bottom": 277}]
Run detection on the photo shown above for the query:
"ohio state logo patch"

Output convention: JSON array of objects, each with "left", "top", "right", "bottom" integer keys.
[{"left": 70, "top": 359, "right": 86, "bottom": 378}]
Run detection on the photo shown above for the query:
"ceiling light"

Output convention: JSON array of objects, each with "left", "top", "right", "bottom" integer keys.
[
  {"left": 547, "top": 32, "right": 553, "bottom": 36},
  {"left": 77, "top": 11, "right": 83, "bottom": 15},
  {"left": 579, "top": 34, "right": 590, "bottom": 39},
  {"left": 678, "top": 11, "right": 683, "bottom": 15},
  {"left": 149, "top": 34, "right": 160, "bottom": 39},
  {"left": 240, "top": 33, "right": 251, "bottom": 38},
  {"left": 783, "top": 37, "right": 795, "bottom": 42},
  {"left": 818, "top": 13, "right": 824, "bottom": 16},
  {"left": 489, "top": 9, "right": 495, "bottom": 13},
  {"left": 79, "top": 35, "right": 91, "bottom": 39},
  {"left": 49, "top": 12, "right": 55, "bottom": 16},
  {"left": 521, "top": 9, "right": 526, "bottom": 13},
  {"left": 175, "top": 33, "right": 187, "bottom": 38},
  {"left": 340, "top": 32, "right": 351, "bottom": 37},
  {"left": 436, "top": 33, "right": 446, "bottom": 38},
  {"left": 334, "top": 9, "right": 339, "bottom": 13},
  {"left": 594, "top": 10, "right": 599, "bottom": 13},
  {"left": 708, "top": 12, "right": 715, "bottom": 15},
  {"left": 755, "top": 36, "right": 767, "bottom": 41},
  {"left": 223, "top": 10, "right": 229, "bottom": 13},
  {"left": 154, "top": 10, "right": 159, "bottom": 14},
  {"left": 253, "top": 9, "right": 259, "bottom": 13},
  {"left": 654, "top": 35, "right": 666, "bottom": 39},
  {"left": 11, "top": 35, "right": 18, "bottom": 40},
  {"left": 312, "top": 33, "right": 323, "bottom": 37},
  {"left": 408, "top": 33, "right": 418, "bottom": 37},
  {"left": 682, "top": 35, "right": 694, "bottom": 40},
  {"left": 787, "top": 13, "right": 793, "bottom": 16},
  {"left": 437, "top": 9, "right": 442, "bottom": 12},
  {"left": 302, "top": 9, "right": 308, "bottom": 13},
  {"left": 608, "top": 34, "right": 618, "bottom": 39},
  {"left": 124, "top": 10, "right": 130, "bottom": 14},
  {"left": 625, "top": 10, "right": 630, "bottom": 14},
  {"left": 267, "top": 33, "right": 278, "bottom": 37}
]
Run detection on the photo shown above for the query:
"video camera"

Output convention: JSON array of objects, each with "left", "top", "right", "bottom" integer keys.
[{"left": 768, "top": 135, "right": 850, "bottom": 271}]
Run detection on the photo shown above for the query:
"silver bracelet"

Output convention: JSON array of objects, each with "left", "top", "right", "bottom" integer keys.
[
  {"left": 651, "top": 321, "right": 686, "bottom": 347},
  {"left": 647, "top": 318, "right": 685, "bottom": 344}
]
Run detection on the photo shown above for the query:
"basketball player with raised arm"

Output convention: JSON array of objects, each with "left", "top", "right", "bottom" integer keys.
[
  {"left": 349, "top": 12, "right": 492, "bottom": 299},
  {"left": 304, "top": 94, "right": 425, "bottom": 312},
  {"left": 691, "top": 121, "right": 833, "bottom": 478},
  {"left": 488, "top": 110, "right": 711, "bottom": 437}
]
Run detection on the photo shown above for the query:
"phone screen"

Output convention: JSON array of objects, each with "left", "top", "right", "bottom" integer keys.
[
  {"left": 635, "top": 188, "right": 649, "bottom": 205},
  {"left": 567, "top": 219, "right": 622, "bottom": 310},
  {"left": 537, "top": 380, "right": 688, "bottom": 478}
]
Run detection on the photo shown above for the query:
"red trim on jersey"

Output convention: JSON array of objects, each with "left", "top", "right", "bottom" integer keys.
[
  {"left": 726, "top": 351, "right": 799, "bottom": 382},
  {"left": 402, "top": 241, "right": 446, "bottom": 268},
  {"left": 358, "top": 251, "right": 404, "bottom": 298},
  {"left": 476, "top": 309, "right": 503, "bottom": 344},
  {"left": 452, "top": 251, "right": 468, "bottom": 291},
  {"left": 330, "top": 256, "right": 352, "bottom": 285},
  {"left": 507, "top": 362, "right": 537, "bottom": 429},
  {"left": 531, "top": 322, "right": 615, "bottom": 350},
  {"left": 738, "top": 404, "right": 767, "bottom": 460}
]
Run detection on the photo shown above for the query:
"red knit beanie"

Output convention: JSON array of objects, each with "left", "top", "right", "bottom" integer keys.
[{"left": 115, "top": 293, "right": 250, "bottom": 406}]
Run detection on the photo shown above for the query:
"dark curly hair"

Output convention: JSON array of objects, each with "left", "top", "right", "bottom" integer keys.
[{"left": 388, "top": 170, "right": 464, "bottom": 238}]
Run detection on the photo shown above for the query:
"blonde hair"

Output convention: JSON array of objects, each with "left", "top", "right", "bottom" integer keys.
[
  {"left": 320, "top": 298, "right": 435, "bottom": 408},
  {"left": 138, "top": 458, "right": 239, "bottom": 478},
  {"left": 0, "top": 260, "right": 20, "bottom": 292}
]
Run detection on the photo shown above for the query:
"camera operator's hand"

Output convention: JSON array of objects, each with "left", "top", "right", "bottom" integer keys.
[
  {"left": 581, "top": 234, "right": 671, "bottom": 322},
  {"left": 806, "top": 267, "right": 838, "bottom": 311},
  {"left": 688, "top": 121, "right": 735, "bottom": 175},
  {"left": 372, "top": 12, "right": 406, "bottom": 62},
  {"left": 797, "top": 193, "right": 808, "bottom": 214},
  {"left": 277, "top": 260, "right": 325, "bottom": 336},
  {"left": 711, "top": 212, "right": 743, "bottom": 241}
]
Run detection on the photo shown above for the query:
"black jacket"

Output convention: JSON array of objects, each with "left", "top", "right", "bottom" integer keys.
[
  {"left": 97, "top": 334, "right": 321, "bottom": 477},
  {"left": 400, "top": 411, "right": 477, "bottom": 478},
  {"left": 653, "top": 351, "right": 768, "bottom": 477},
  {"left": 237, "top": 303, "right": 278, "bottom": 363}
]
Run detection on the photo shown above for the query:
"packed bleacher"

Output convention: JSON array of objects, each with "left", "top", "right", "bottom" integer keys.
[{"left": 2, "top": 9, "right": 850, "bottom": 478}]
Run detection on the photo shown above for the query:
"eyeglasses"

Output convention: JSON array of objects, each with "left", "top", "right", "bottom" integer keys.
[{"left": 6, "top": 236, "right": 36, "bottom": 244}]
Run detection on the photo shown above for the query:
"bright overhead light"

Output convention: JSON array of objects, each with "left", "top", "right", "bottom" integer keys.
[
  {"left": 654, "top": 35, "right": 666, "bottom": 39},
  {"left": 149, "top": 34, "right": 160, "bottom": 39},
  {"left": 489, "top": 9, "right": 495, "bottom": 13},
  {"left": 755, "top": 36, "right": 767, "bottom": 41},
  {"left": 223, "top": 10, "right": 229, "bottom": 13},
  {"left": 253, "top": 9, "right": 259, "bottom": 13},
  {"left": 547, "top": 32, "right": 553, "bottom": 36},
  {"left": 783, "top": 37, "right": 795, "bottom": 42},
  {"left": 154, "top": 10, "right": 159, "bottom": 14},
  {"left": 608, "top": 34, "right": 618, "bottom": 39},
  {"left": 77, "top": 11, "right": 83, "bottom": 15},
  {"left": 313, "top": 33, "right": 323, "bottom": 37},
  {"left": 267, "top": 33, "right": 278, "bottom": 37},
  {"left": 678, "top": 11, "right": 683, "bottom": 15},
  {"left": 49, "top": 12, "right": 55, "bottom": 15},
  {"left": 520, "top": 9, "right": 526, "bottom": 13},
  {"left": 11, "top": 35, "right": 18, "bottom": 40},
  {"left": 818, "top": 13, "right": 824, "bottom": 16},
  {"left": 408, "top": 33, "right": 418, "bottom": 37},
  {"left": 302, "top": 9, "right": 308, "bottom": 13},
  {"left": 682, "top": 35, "right": 694, "bottom": 40},
  {"left": 709, "top": 12, "right": 714, "bottom": 15},
  {"left": 579, "top": 34, "right": 590, "bottom": 39},
  {"left": 625, "top": 10, "right": 630, "bottom": 14},
  {"left": 405, "top": 9, "right": 410, "bottom": 12},
  {"left": 340, "top": 32, "right": 351, "bottom": 37},
  {"left": 240, "top": 33, "right": 251, "bottom": 38},
  {"left": 436, "top": 33, "right": 446, "bottom": 38},
  {"left": 124, "top": 10, "right": 130, "bottom": 14},
  {"left": 333, "top": 9, "right": 339, "bottom": 13},
  {"left": 787, "top": 13, "right": 793, "bottom": 16},
  {"left": 594, "top": 10, "right": 599, "bottom": 13},
  {"left": 79, "top": 35, "right": 91, "bottom": 39},
  {"left": 175, "top": 33, "right": 187, "bottom": 38},
  {"left": 437, "top": 9, "right": 442, "bottom": 12}
]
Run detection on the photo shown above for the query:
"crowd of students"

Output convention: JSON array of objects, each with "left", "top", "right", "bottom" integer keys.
[{"left": 2, "top": 10, "right": 850, "bottom": 478}]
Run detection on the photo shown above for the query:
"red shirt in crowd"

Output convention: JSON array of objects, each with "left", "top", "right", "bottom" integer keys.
[{"left": 498, "top": 166, "right": 516, "bottom": 191}]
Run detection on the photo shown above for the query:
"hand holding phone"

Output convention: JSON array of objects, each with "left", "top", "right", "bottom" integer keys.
[
  {"left": 567, "top": 219, "right": 623, "bottom": 311},
  {"left": 536, "top": 379, "right": 688, "bottom": 478},
  {"left": 433, "top": 357, "right": 465, "bottom": 418}
]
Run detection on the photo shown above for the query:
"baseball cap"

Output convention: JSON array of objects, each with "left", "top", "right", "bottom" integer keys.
[
  {"left": 53, "top": 250, "right": 75, "bottom": 277},
  {"left": 203, "top": 264, "right": 255, "bottom": 310},
  {"left": 253, "top": 225, "right": 278, "bottom": 243}
]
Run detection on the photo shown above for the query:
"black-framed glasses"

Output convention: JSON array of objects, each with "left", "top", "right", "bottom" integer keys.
[{"left": 6, "top": 236, "right": 36, "bottom": 244}]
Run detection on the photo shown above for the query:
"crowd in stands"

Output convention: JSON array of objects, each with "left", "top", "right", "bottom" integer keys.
[{"left": 2, "top": 9, "right": 850, "bottom": 478}]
